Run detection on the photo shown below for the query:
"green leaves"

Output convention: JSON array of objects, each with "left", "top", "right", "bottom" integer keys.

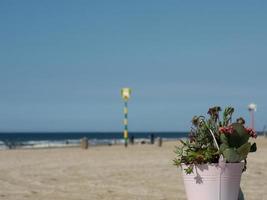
[
  {"left": 237, "top": 143, "right": 251, "bottom": 160},
  {"left": 220, "top": 122, "right": 253, "bottom": 163},
  {"left": 219, "top": 143, "right": 229, "bottom": 153},
  {"left": 229, "top": 123, "right": 250, "bottom": 147},
  {"left": 220, "top": 133, "right": 229, "bottom": 146},
  {"left": 173, "top": 158, "right": 181, "bottom": 166},
  {"left": 173, "top": 106, "right": 257, "bottom": 174},
  {"left": 184, "top": 166, "right": 193, "bottom": 174},
  {"left": 223, "top": 148, "right": 241, "bottom": 162},
  {"left": 222, "top": 143, "right": 251, "bottom": 162},
  {"left": 222, "top": 107, "right": 234, "bottom": 126}
]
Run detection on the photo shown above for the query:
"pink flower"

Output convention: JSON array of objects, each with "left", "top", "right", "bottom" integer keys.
[
  {"left": 245, "top": 128, "right": 257, "bottom": 138},
  {"left": 219, "top": 126, "right": 234, "bottom": 134}
]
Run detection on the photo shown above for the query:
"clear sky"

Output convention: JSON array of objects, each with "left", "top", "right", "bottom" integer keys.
[{"left": 0, "top": 1, "right": 266, "bottom": 132}]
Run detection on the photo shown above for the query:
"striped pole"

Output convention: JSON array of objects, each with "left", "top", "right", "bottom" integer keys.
[
  {"left": 121, "top": 88, "right": 131, "bottom": 148},
  {"left": 124, "top": 101, "right": 128, "bottom": 147}
]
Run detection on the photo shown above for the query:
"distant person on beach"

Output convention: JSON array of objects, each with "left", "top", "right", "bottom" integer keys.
[
  {"left": 130, "top": 135, "right": 134, "bottom": 145},
  {"left": 150, "top": 134, "right": 155, "bottom": 144}
]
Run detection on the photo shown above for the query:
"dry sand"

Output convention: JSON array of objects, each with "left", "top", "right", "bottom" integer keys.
[{"left": 0, "top": 137, "right": 266, "bottom": 200}]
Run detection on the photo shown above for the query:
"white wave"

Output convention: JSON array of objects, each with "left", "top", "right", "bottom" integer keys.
[
  {"left": 0, "top": 137, "right": 178, "bottom": 150},
  {"left": 0, "top": 145, "right": 8, "bottom": 150},
  {"left": 20, "top": 140, "right": 80, "bottom": 149}
]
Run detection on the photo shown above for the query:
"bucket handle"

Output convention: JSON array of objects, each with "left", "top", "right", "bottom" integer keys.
[
  {"left": 209, "top": 128, "right": 226, "bottom": 200},
  {"left": 208, "top": 129, "right": 226, "bottom": 166},
  {"left": 208, "top": 128, "right": 220, "bottom": 151}
]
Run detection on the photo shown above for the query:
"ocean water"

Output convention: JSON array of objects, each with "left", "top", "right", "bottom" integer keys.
[{"left": 0, "top": 132, "right": 188, "bottom": 150}]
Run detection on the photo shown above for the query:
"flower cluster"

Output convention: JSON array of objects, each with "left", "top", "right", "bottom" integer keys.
[
  {"left": 219, "top": 126, "right": 234, "bottom": 134},
  {"left": 174, "top": 106, "right": 257, "bottom": 174},
  {"left": 219, "top": 126, "right": 257, "bottom": 138},
  {"left": 245, "top": 128, "right": 257, "bottom": 138}
]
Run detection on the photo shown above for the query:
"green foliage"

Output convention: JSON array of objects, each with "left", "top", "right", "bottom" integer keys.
[
  {"left": 228, "top": 123, "right": 250, "bottom": 148},
  {"left": 237, "top": 143, "right": 252, "bottom": 160},
  {"left": 222, "top": 107, "right": 234, "bottom": 126},
  {"left": 219, "top": 123, "right": 254, "bottom": 163},
  {"left": 221, "top": 143, "right": 251, "bottom": 163},
  {"left": 174, "top": 106, "right": 257, "bottom": 173},
  {"left": 184, "top": 166, "right": 193, "bottom": 174},
  {"left": 222, "top": 148, "right": 242, "bottom": 163}
]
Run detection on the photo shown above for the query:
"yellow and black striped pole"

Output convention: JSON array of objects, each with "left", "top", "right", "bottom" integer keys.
[
  {"left": 123, "top": 101, "right": 128, "bottom": 147},
  {"left": 121, "top": 88, "right": 131, "bottom": 148}
]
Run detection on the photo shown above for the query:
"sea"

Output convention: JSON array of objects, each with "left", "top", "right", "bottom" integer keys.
[{"left": 0, "top": 132, "right": 188, "bottom": 150}]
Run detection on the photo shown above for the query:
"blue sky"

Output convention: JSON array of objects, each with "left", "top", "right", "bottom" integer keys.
[{"left": 0, "top": 1, "right": 266, "bottom": 132}]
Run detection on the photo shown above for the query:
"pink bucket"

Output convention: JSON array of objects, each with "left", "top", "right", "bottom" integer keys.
[{"left": 181, "top": 163, "right": 244, "bottom": 200}]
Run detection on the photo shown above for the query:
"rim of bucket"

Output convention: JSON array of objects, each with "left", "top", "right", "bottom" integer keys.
[{"left": 181, "top": 162, "right": 244, "bottom": 168}]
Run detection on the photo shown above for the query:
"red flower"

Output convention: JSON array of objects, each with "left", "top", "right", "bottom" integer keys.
[
  {"left": 245, "top": 128, "right": 257, "bottom": 138},
  {"left": 219, "top": 126, "right": 234, "bottom": 134}
]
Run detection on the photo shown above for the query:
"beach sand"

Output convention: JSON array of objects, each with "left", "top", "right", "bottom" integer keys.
[{"left": 0, "top": 137, "right": 266, "bottom": 200}]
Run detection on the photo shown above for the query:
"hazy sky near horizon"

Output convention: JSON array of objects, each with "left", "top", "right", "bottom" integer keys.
[{"left": 0, "top": 1, "right": 267, "bottom": 132}]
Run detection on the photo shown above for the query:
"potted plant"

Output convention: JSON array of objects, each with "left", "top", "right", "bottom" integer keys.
[{"left": 174, "top": 106, "right": 257, "bottom": 200}]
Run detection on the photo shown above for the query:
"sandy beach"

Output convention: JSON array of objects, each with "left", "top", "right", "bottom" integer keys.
[{"left": 0, "top": 137, "right": 266, "bottom": 200}]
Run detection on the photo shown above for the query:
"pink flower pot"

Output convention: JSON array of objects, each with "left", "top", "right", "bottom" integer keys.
[{"left": 181, "top": 162, "right": 244, "bottom": 200}]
